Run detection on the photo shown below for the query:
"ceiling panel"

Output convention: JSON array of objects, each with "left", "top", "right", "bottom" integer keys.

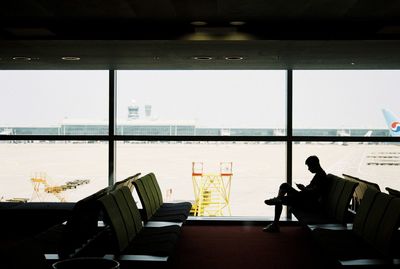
[
  {"left": 0, "top": 1, "right": 400, "bottom": 69},
  {"left": 1, "top": 40, "right": 400, "bottom": 70}
]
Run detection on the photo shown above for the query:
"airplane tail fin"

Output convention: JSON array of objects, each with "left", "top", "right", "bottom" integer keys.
[{"left": 382, "top": 109, "right": 400, "bottom": 137}]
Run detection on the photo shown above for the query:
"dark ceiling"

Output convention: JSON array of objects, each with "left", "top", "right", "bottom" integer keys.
[{"left": 1, "top": 0, "right": 400, "bottom": 69}]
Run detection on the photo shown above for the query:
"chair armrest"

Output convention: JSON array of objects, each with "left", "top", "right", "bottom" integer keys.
[
  {"left": 104, "top": 254, "right": 168, "bottom": 262},
  {"left": 339, "top": 258, "right": 400, "bottom": 266},
  {"left": 144, "top": 221, "right": 182, "bottom": 227},
  {"left": 308, "top": 223, "right": 352, "bottom": 231},
  {"left": 44, "top": 254, "right": 60, "bottom": 261}
]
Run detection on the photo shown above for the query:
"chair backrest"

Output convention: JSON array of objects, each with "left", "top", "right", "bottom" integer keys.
[
  {"left": 148, "top": 173, "right": 164, "bottom": 206},
  {"left": 113, "top": 173, "right": 141, "bottom": 191},
  {"left": 120, "top": 186, "right": 144, "bottom": 233},
  {"left": 321, "top": 174, "right": 337, "bottom": 209},
  {"left": 141, "top": 174, "right": 161, "bottom": 209},
  {"left": 326, "top": 175, "right": 346, "bottom": 218},
  {"left": 334, "top": 179, "right": 358, "bottom": 223},
  {"left": 132, "top": 178, "right": 154, "bottom": 222},
  {"left": 374, "top": 197, "right": 400, "bottom": 255},
  {"left": 63, "top": 187, "right": 110, "bottom": 255},
  {"left": 353, "top": 191, "right": 400, "bottom": 257},
  {"left": 343, "top": 174, "right": 381, "bottom": 211},
  {"left": 385, "top": 187, "right": 400, "bottom": 197},
  {"left": 98, "top": 194, "right": 130, "bottom": 253},
  {"left": 361, "top": 192, "right": 393, "bottom": 246},
  {"left": 322, "top": 174, "right": 339, "bottom": 209},
  {"left": 343, "top": 174, "right": 381, "bottom": 191},
  {"left": 352, "top": 187, "right": 380, "bottom": 237},
  {"left": 110, "top": 189, "right": 137, "bottom": 242}
]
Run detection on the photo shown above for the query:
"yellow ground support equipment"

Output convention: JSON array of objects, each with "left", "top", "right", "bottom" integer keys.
[
  {"left": 31, "top": 172, "right": 66, "bottom": 202},
  {"left": 191, "top": 162, "right": 233, "bottom": 216}
]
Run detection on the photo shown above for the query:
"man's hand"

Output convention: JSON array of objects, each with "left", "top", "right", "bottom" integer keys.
[{"left": 296, "top": 183, "right": 305, "bottom": 191}]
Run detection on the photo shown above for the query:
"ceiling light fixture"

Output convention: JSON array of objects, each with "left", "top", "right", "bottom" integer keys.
[
  {"left": 193, "top": 56, "right": 213, "bottom": 60},
  {"left": 229, "top": 21, "right": 246, "bottom": 26},
  {"left": 190, "top": 21, "right": 207, "bottom": 26},
  {"left": 61, "top": 56, "right": 81, "bottom": 61},
  {"left": 12, "top": 56, "right": 32, "bottom": 61},
  {"left": 224, "top": 56, "right": 244, "bottom": 60}
]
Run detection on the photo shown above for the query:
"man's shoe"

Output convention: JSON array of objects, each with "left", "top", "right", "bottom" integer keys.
[
  {"left": 263, "top": 223, "right": 280, "bottom": 233},
  {"left": 264, "top": 197, "right": 282, "bottom": 205}
]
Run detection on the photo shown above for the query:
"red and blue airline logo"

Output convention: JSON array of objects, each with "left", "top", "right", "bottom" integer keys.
[{"left": 391, "top": 121, "right": 400, "bottom": 132}]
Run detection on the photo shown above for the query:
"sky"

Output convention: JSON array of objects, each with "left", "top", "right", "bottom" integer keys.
[
  {"left": 117, "top": 70, "right": 285, "bottom": 128},
  {"left": 0, "top": 70, "right": 399, "bottom": 129}
]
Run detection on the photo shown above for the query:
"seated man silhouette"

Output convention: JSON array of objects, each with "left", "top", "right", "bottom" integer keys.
[{"left": 263, "top": 155, "right": 327, "bottom": 232}]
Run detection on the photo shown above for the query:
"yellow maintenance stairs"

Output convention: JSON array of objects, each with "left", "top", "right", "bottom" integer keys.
[{"left": 190, "top": 162, "right": 233, "bottom": 216}]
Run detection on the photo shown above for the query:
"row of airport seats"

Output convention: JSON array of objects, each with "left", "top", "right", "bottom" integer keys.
[
  {"left": 311, "top": 187, "right": 400, "bottom": 267},
  {"left": 2, "top": 172, "right": 191, "bottom": 269},
  {"left": 75, "top": 172, "right": 191, "bottom": 265},
  {"left": 96, "top": 186, "right": 182, "bottom": 265},
  {"left": 290, "top": 174, "right": 359, "bottom": 227},
  {"left": 292, "top": 172, "right": 400, "bottom": 225},
  {"left": 290, "top": 173, "right": 400, "bottom": 267}
]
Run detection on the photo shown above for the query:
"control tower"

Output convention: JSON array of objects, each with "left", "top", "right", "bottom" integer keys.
[
  {"left": 145, "top": 105, "right": 152, "bottom": 118},
  {"left": 128, "top": 100, "right": 139, "bottom": 120}
]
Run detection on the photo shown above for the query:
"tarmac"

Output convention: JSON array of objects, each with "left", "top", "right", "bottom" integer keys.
[{"left": 0, "top": 142, "right": 398, "bottom": 217}]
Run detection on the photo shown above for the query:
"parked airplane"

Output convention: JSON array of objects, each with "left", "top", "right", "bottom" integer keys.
[{"left": 382, "top": 109, "right": 400, "bottom": 137}]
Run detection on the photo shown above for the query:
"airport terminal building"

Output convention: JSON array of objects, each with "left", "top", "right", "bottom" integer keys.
[{"left": 0, "top": 123, "right": 390, "bottom": 137}]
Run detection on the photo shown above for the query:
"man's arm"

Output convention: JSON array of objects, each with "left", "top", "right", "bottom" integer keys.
[
  {"left": 304, "top": 172, "right": 326, "bottom": 192},
  {"left": 296, "top": 183, "right": 306, "bottom": 191}
]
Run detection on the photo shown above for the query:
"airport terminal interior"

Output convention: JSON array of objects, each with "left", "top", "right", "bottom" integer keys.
[{"left": 1, "top": 1, "right": 400, "bottom": 268}]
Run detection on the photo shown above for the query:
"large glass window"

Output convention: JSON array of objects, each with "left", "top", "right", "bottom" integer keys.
[
  {"left": 0, "top": 71, "right": 109, "bottom": 135},
  {"left": 117, "top": 70, "right": 286, "bottom": 136},
  {"left": 1, "top": 69, "right": 398, "bottom": 220},
  {"left": 293, "top": 70, "right": 400, "bottom": 137},
  {"left": 0, "top": 141, "right": 108, "bottom": 202},
  {"left": 117, "top": 141, "right": 286, "bottom": 217}
]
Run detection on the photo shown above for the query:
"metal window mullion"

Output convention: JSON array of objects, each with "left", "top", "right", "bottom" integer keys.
[
  {"left": 287, "top": 70, "right": 293, "bottom": 185},
  {"left": 108, "top": 70, "right": 117, "bottom": 187},
  {"left": 286, "top": 69, "right": 293, "bottom": 220}
]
